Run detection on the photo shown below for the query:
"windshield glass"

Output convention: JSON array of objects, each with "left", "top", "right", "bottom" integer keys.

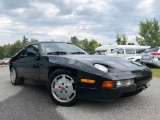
[
  {"left": 111, "top": 48, "right": 119, "bottom": 53},
  {"left": 41, "top": 42, "right": 87, "bottom": 55}
]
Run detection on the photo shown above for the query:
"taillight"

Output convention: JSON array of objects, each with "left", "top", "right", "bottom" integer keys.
[{"left": 152, "top": 52, "right": 160, "bottom": 56}]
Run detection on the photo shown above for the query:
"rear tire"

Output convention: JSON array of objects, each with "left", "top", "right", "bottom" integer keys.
[
  {"left": 10, "top": 67, "right": 24, "bottom": 85},
  {"left": 48, "top": 69, "right": 78, "bottom": 106}
]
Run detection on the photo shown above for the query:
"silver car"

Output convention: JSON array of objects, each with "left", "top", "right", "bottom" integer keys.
[{"left": 140, "top": 47, "right": 160, "bottom": 67}]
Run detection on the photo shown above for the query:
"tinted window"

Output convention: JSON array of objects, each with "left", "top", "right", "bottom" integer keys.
[{"left": 125, "top": 49, "right": 135, "bottom": 54}]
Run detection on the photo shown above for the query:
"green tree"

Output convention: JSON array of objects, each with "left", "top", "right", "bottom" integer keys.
[
  {"left": 10, "top": 40, "right": 23, "bottom": 56},
  {"left": 0, "top": 46, "right": 4, "bottom": 59},
  {"left": 136, "top": 18, "right": 160, "bottom": 46},
  {"left": 79, "top": 39, "right": 89, "bottom": 51},
  {"left": 30, "top": 38, "right": 38, "bottom": 43},
  {"left": 121, "top": 34, "right": 128, "bottom": 45},
  {"left": 116, "top": 32, "right": 122, "bottom": 45},
  {"left": 22, "top": 36, "right": 29, "bottom": 47},
  {"left": 70, "top": 36, "right": 80, "bottom": 47},
  {"left": 88, "top": 39, "right": 99, "bottom": 54},
  {"left": 116, "top": 32, "right": 128, "bottom": 45}
]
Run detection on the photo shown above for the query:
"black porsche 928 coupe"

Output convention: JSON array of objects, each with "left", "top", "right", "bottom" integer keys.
[{"left": 9, "top": 42, "right": 152, "bottom": 106}]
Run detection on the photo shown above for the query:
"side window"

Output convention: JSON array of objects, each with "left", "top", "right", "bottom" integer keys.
[
  {"left": 117, "top": 48, "right": 124, "bottom": 54},
  {"left": 24, "top": 45, "right": 39, "bottom": 56},
  {"left": 126, "top": 49, "right": 135, "bottom": 54}
]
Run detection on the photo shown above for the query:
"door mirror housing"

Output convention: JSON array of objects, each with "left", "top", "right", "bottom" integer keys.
[
  {"left": 27, "top": 51, "right": 36, "bottom": 57},
  {"left": 27, "top": 51, "right": 40, "bottom": 60}
]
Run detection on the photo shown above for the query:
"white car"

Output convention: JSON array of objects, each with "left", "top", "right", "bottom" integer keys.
[
  {"left": 1, "top": 58, "right": 11, "bottom": 64},
  {"left": 0, "top": 59, "right": 3, "bottom": 65},
  {"left": 126, "top": 56, "right": 142, "bottom": 63}
]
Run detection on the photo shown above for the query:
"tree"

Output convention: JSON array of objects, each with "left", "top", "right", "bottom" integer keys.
[
  {"left": 88, "top": 39, "right": 99, "bottom": 54},
  {"left": 0, "top": 46, "right": 4, "bottom": 59},
  {"left": 136, "top": 18, "right": 160, "bottom": 46},
  {"left": 79, "top": 39, "right": 89, "bottom": 51},
  {"left": 116, "top": 32, "right": 122, "bottom": 45},
  {"left": 70, "top": 36, "right": 80, "bottom": 47},
  {"left": 116, "top": 32, "right": 128, "bottom": 45},
  {"left": 121, "top": 34, "right": 128, "bottom": 45},
  {"left": 22, "top": 36, "right": 29, "bottom": 47},
  {"left": 30, "top": 38, "right": 38, "bottom": 43}
]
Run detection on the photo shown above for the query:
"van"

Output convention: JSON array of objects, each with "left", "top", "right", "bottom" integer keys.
[
  {"left": 95, "top": 45, "right": 150, "bottom": 62},
  {"left": 96, "top": 45, "right": 149, "bottom": 55},
  {"left": 95, "top": 45, "right": 121, "bottom": 55}
]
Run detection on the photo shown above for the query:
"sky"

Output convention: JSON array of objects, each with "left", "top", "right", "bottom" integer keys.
[{"left": 0, "top": 0, "right": 160, "bottom": 46}]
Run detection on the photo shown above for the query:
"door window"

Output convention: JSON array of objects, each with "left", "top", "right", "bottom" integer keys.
[
  {"left": 117, "top": 48, "right": 124, "bottom": 54},
  {"left": 24, "top": 45, "right": 39, "bottom": 56}
]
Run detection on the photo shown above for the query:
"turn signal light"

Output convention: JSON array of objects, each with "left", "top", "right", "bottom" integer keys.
[
  {"left": 81, "top": 79, "right": 95, "bottom": 84},
  {"left": 102, "top": 81, "right": 114, "bottom": 88}
]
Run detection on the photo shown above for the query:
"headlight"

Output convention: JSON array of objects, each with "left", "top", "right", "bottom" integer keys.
[
  {"left": 116, "top": 79, "right": 134, "bottom": 88},
  {"left": 94, "top": 64, "right": 108, "bottom": 72}
]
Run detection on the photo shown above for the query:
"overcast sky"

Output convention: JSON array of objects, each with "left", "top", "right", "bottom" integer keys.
[{"left": 0, "top": 0, "right": 160, "bottom": 45}]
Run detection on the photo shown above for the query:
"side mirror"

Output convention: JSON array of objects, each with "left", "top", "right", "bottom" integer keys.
[
  {"left": 27, "top": 51, "right": 40, "bottom": 60},
  {"left": 27, "top": 51, "right": 36, "bottom": 57}
]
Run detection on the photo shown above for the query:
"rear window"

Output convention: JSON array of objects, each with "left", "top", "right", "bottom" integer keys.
[{"left": 145, "top": 47, "right": 160, "bottom": 53}]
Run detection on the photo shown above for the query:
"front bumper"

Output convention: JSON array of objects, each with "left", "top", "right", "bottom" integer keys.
[{"left": 76, "top": 76, "right": 152, "bottom": 101}]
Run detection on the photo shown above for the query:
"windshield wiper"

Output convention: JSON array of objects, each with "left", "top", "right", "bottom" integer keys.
[
  {"left": 71, "top": 52, "right": 86, "bottom": 54},
  {"left": 47, "top": 51, "right": 67, "bottom": 55}
]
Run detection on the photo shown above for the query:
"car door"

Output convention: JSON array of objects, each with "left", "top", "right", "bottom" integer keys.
[{"left": 18, "top": 44, "right": 40, "bottom": 81}]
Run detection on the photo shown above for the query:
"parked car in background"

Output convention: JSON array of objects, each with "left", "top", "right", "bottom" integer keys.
[
  {"left": 95, "top": 45, "right": 149, "bottom": 55},
  {"left": 9, "top": 42, "right": 152, "bottom": 106},
  {"left": 0, "top": 59, "right": 3, "bottom": 65},
  {"left": 126, "top": 56, "right": 142, "bottom": 63},
  {"left": 106, "top": 46, "right": 149, "bottom": 59},
  {"left": 2, "top": 58, "right": 11, "bottom": 65},
  {"left": 141, "top": 47, "right": 160, "bottom": 68}
]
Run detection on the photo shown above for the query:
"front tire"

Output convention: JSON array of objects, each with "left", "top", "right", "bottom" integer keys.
[
  {"left": 10, "top": 67, "right": 24, "bottom": 85},
  {"left": 48, "top": 69, "right": 78, "bottom": 106}
]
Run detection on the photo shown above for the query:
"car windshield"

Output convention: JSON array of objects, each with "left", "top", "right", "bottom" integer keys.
[
  {"left": 41, "top": 42, "right": 87, "bottom": 55},
  {"left": 111, "top": 48, "right": 119, "bottom": 53}
]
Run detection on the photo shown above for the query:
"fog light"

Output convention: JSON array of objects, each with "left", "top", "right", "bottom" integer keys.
[{"left": 116, "top": 79, "right": 134, "bottom": 88}]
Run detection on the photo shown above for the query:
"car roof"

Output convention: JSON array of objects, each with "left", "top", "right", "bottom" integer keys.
[{"left": 33, "top": 41, "right": 70, "bottom": 44}]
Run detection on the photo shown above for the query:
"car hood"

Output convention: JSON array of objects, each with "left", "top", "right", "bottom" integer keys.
[{"left": 48, "top": 55, "right": 146, "bottom": 72}]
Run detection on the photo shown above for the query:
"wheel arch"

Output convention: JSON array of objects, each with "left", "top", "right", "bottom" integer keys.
[{"left": 48, "top": 66, "right": 78, "bottom": 79}]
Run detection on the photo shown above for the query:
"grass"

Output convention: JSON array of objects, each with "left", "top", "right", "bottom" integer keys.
[{"left": 151, "top": 68, "right": 160, "bottom": 78}]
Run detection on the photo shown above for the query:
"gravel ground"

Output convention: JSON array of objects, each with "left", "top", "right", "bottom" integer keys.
[{"left": 0, "top": 66, "right": 160, "bottom": 120}]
